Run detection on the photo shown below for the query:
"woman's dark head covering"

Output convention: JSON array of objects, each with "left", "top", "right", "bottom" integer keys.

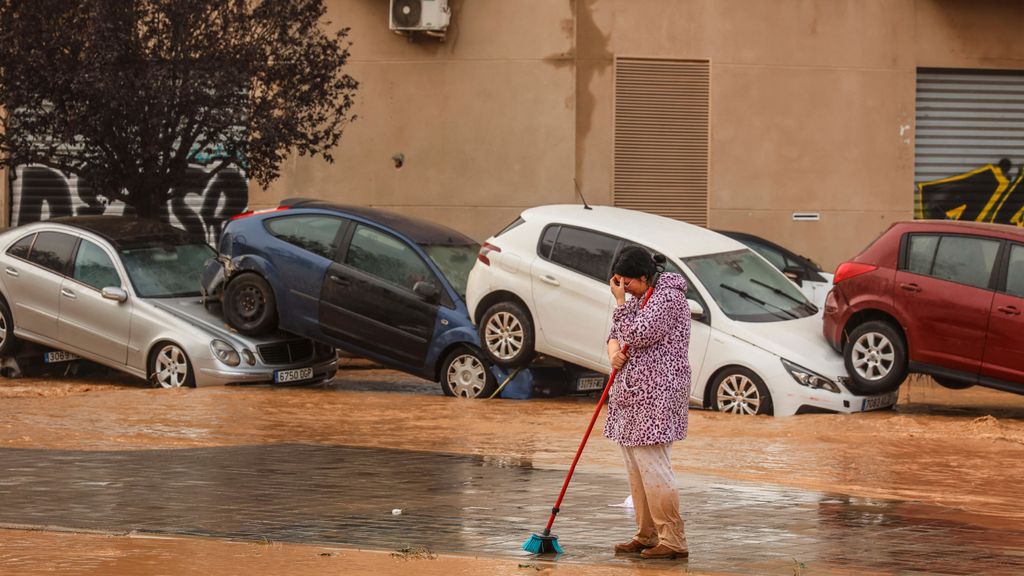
[{"left": 612, "top": 246, "right": 657, "bottom": 279}]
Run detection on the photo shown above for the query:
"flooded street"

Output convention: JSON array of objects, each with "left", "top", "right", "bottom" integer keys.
[{"left": 2, "top": 362, "right": 1024, "bottom": 574}]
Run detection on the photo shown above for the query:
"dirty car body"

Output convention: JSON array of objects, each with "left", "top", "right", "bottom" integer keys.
[
  {"left": 203, "top": 199, "right": 497, "bottom": 397},
  {"left": 0, "top": 217, "right": 336, "bottom": 388}
]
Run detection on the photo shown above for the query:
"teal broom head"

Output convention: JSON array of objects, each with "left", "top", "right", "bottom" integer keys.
[{"left": 522, "top": 532, "right": 562, "bottom": 554}]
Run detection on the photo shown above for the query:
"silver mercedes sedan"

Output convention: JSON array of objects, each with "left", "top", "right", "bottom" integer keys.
[{"left": 0, "top": 216, "right": 337, "bottom": 388}]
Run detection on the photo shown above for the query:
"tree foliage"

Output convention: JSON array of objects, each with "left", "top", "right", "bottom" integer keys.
[{"left": 0, "top": 0, "right": 358, "bottom": 217}]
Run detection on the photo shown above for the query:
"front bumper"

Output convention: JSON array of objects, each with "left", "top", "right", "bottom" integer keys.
[
  {"left": 767, "top": 371, "right": 899, "bottom": 416},
  {"left": 196, "top": 354, "right": 338, "bottom": 387}
]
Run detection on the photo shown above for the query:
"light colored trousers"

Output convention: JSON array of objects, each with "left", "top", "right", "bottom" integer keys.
[{"left": 620, "top": 442, "right": 687, "bottom": 552}]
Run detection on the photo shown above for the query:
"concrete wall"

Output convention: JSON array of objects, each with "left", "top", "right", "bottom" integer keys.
[{"left": 260, "top": 0, "right": 1024, "bottom": 269}]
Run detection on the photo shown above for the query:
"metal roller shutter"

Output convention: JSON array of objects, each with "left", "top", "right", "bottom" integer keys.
[
  {"left": 613, "top": 57, "right": 710, "bottom": 227},
  {"left": 915, "top": 69, "right": 1024, "bottom": 225}
]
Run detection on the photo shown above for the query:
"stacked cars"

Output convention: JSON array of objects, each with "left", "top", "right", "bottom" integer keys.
[
  {"left": 0, "top": 217, "right": 336, "bottom": 388},
  {"left": 465, "top": 205, "right": 897, "bottom": 416}
]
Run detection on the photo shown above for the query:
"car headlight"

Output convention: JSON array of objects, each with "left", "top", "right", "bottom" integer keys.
[
  {"left": 211, "top": 339, "right": 241, "bottom": 367},
  {"left": 241, "top": 349, "right": 256, "bottom": 366},
  {"left": 782, "top": 359, "right": 840, "bottom": 393}
]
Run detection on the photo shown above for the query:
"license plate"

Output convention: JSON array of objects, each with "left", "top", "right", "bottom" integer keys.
[
  {"left": 861, "top": 389, "right": 899, "bottom": 411},
  {"left": 275, "top": 367, "right": 314, "bottom": 384},
  {"left": 576, "top": 376, "right": 607, "bottom": 392},
  {"left": 44, "top": 351, "right": 80, "bottom": 363}
]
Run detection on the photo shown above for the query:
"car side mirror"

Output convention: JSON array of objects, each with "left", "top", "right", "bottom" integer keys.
[
  {"left": 687, "top": 299, "right": 706, "bottom": 321},
  {"left": 413, "top": 281, "right": 440, "bottom": 304},
  {"left": 782, "top": 266, "right": 804, "bottom": 286},
  {"left": 101, "top": 286, "right": 128, "bottom": 303}
]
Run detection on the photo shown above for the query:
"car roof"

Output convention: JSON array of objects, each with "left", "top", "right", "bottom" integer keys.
[
  {"left": 888, "top": 219, "right": 1024, "bottom": 240},
  {"left": 281, "top": 198, "right": 477, "bottom": 246},
  {"left": 520, "top": 205, "right": 744, "bottom": 258},
  {"left": 48, "top": 216, "right": 198, "bottom": 249}
]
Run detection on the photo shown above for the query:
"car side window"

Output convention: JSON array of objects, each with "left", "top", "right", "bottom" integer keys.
[
  {"left": 749, "top": 241, "right": 786, "bottom": 271},
  {"left": 538, "top": 225, "right": 559, "bottom": 259},
  {"left": 346, "top": 224, "right": 434, "bottom": 291},
  {"left": 73, "top": 239, "right": 121, "bottom": 290},
  {"left": 549, "top": 226, "right": 619, "bottom": 281},
  {"left": 26, "top": 231, "right": 77, "bottom": 275},
  {"left": 1005, "top": 244, "right": 1024, "bottom": 298},
  {"left": 906, "top": 234, "right": 939, "bottom": 276},
  {"left": 266, "top": 215, "right": 345, "bottom": 259},
  {"left": 931, "top": 236, "right": 1000, "bottom": 290},
  {"left": 6, "top": 234, "right": 35, "bottom": 259}
]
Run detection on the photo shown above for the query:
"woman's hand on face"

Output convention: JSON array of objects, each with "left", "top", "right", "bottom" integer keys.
[
  {"left": 609, "top": 274, "right": 627, "bottom": 304},
  {"left": 610, "top": 349, "right": 628, "bottom": 370}
]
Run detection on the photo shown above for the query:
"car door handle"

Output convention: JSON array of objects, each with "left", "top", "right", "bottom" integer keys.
[
  {"left": 899, "top": 283, "right": 921, "bottom": 293},
  {"left": 540, "top": 274, "right": 560, "bottom": 286},
  {"left": 60, "top": 288, "right": 77, "bottom": 300},
  {"left": 4, "top": 267, "right": 18, "bottom": 277},
  {"left": 329, "top": 275, "right": 349, "bottom": 285},
  {"left": 997, "top": 305, "right": 1021, "bottom": 316}
]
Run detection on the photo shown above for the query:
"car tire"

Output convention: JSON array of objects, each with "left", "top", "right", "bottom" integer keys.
[
  {"left": 224, "top": 273, "right": 278, "bottom": 336},
  {"left": 440, "top": 346, "right": 498, "bottom": 398},
  {"left": 843, "top": 320, "right": 907, "bottom": 395},
  {"left": 933, "top": 376, "right": 974, "bottom": 390},
  {"left": 150, "top": 343, "right": 196, "bottom": 389},
  {"left": 0, "top": 298, "right": 20, "bottom": 357},
  {"left": 712, "top": 367, "right": 773, "bottom": 416},
  {"left": 478, "top": 301, "right": 535, "bottom": 368}
]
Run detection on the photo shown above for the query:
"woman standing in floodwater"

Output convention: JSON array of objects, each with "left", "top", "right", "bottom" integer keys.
[{"left": 605, "top": 246, "right": 691, "bottom": 560}]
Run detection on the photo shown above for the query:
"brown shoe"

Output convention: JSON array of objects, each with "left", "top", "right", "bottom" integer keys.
[
  {"left": 613, "top": 539, "right": 653, "bottom": 554},
  {"left": 640, "top": 544, "right": 688, "bottom": 559}
]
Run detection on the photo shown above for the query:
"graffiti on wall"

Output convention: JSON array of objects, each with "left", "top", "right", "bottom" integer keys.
[
  {"left": 916, "top": 158, "right": 1024, "bottom": 227},
  {"left": 9, "top": 164, "right": 248, "bottom": 244}
]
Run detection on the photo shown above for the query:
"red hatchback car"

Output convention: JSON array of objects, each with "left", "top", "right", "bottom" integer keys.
[{"left": 823, "top": 221, "right": 1024, "bottom": 395}]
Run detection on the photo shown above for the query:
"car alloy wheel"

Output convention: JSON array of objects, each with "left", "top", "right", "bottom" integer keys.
[
  {"left": 717, "top": 374, "right": 762, "bottom": 415},
  {"left": 0, "top": 298, "right": 18, "bottom": 356},
  {"left": 850, "top": 331, "right": 895, "bottom": 381},
  {"left": 153, "top": 344, "right": 192, "bottom": 388},
  {"left": 712, "top": 367, "right": 773, "bottom": 416},
  {"left": 484, "top": 311, "right": 524, "bottom": 362}
]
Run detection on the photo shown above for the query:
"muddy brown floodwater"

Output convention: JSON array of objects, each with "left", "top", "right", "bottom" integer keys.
[{"left": 1, "top": 363, "right": 1023, "bottom": 574}]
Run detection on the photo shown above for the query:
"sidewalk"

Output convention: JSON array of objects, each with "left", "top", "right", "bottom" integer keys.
[{"left": 1, "top": 443, "right": 1021, "bottom": 575}]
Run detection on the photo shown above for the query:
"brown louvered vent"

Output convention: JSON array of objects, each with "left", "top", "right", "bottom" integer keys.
[{"left": 614, "top": 58, "right": 710, "bottom": 226}]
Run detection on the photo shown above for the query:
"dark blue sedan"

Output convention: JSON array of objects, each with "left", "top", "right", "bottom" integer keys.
[{"left": 202, "top": 199, "right": 497, "bottom": 397}]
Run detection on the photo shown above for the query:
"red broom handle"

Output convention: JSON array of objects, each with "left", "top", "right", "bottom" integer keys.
[{"left": 542, "top": 285, "right": 656, "bottom": 535}]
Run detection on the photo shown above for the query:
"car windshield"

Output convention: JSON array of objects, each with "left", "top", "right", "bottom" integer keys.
[
  {"left": 421, "top": 243, "right": 479, "bottom": 299},
  {"left": 120, "top": 243, "right": 216, "bottom": 298},
  {"left": 683, "top": 249, "right": 817, "bottom": 322}
]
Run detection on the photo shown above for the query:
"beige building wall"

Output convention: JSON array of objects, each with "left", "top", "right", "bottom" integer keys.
[{"left": 262, "top": 0, "right": 1024, "bottom": 270}]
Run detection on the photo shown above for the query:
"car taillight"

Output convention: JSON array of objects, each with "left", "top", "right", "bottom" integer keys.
[
  {"left": 833, "top": 262, "right": 878, "bottom": 284},
  {"left": 231, "top": 206, "right": 291, "bottom": 221},
  {"left": 478, "top": 242, "right": 501, "bottom": 266}
]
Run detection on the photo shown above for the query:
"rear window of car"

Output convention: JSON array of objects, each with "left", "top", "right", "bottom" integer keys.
[
  {"left": 6, "top": 233, "right": 35, "bottom": 260},
  {"left": 266, "top": 215, "right": 345, "bottom": 259},
  {"left": 547, "top": 226, "right": 619, "bottom": 281},
  {"left": 904, "top": 233, "right": 1000, "bottom": 290},
  {"left": 27, "top": 231, "right": 77, "bottom": 275}
]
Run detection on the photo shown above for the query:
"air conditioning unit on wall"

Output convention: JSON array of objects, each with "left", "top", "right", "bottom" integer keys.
[{"left": 390, "top": 0, "right": 451, "bottom": 36}]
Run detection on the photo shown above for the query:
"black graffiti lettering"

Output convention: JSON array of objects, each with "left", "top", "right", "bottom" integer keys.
[
  {"left": 11, "top": 167, "right": 74, "bottom": 225},
  {"left": 9, "top": 165, "right": 248, "bottom": 244}
]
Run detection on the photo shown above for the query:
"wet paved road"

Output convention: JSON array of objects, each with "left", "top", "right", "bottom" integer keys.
[{"left": 2, "top": 443, "right": 1023, "bottom": 575}]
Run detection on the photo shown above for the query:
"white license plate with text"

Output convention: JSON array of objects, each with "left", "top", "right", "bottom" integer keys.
[
  {"left": 275, "top": 367, "right": 314, "bottom": 384},
  {"left": 576, "top": 376, "right": 607, "bottom": 392},
  {"left": 44, "top": 351, "right": 81, "bottom": 364},
  {"left": 861, "top": 389, "right": 899, "bottom": 412}
]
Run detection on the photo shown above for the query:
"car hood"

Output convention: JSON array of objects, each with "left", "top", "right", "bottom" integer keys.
[
  {"left": 728, "top": 314, "right": 847, "bottom": 381},
  {"left": 147, "top": 297, "right": 292, "bottom": 347}
]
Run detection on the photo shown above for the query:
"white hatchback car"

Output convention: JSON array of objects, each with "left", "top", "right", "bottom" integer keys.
[{"left": 466, "top": 205, "right": 897, "bottom": 416}]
